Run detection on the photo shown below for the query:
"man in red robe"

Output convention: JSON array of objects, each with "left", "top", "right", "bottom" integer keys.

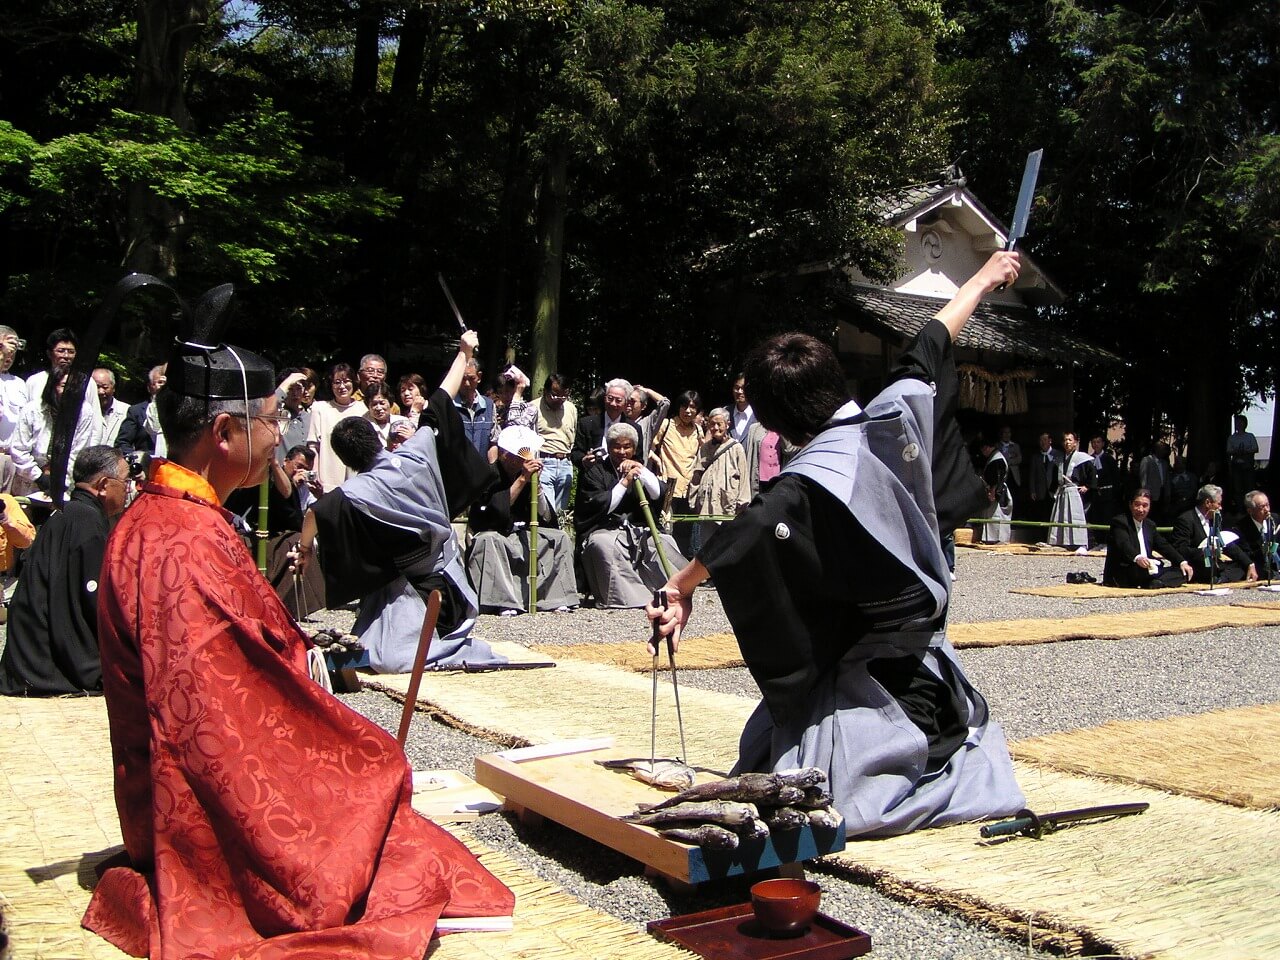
[{"left": 83, "top": 331, "right": 513, "bottom": 959}]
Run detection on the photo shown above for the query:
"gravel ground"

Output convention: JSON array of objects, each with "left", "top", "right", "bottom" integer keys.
[{"left": 324, "top": 547, "right": 1280, "bottom": 959}]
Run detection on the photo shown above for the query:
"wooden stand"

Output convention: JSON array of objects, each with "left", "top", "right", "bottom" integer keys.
[{"left": 475, "top": 742, "right": 845, "bottom": 886}]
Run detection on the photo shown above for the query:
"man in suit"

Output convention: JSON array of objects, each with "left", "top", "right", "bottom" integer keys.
[
  {"left": 116, "top": 363, "right": 167, "bottom": 455},
  {"left": 1233, "top": 489, "right": 1278, "bottom": 580},
  {"left": 1170, "top": 484, "right": 1257, "bottom": 584},
  {"left": 1104, "top": 487, "right": 1193, "bottom": 588},
  {"left": 571, "top": 378, "right": 639, "bottom": 470},
  {"left": 1138, "top": 441, "right": 1173, "bottom": 521},
  {"left": 1087, "top": 435, "right": 1119, "bottom": 542},
  {"left": 1025, "top": 431, "right": 1061, "bottom": 524}
]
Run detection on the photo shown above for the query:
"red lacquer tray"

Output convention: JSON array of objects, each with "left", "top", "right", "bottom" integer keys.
[{"left": 648, "top": 902, "right": 872, "bottom": 960}]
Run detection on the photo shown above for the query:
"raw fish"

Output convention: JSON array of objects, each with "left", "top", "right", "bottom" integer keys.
[
  {"left": 595, "top": 757, "right": 695, "bottom": 792},
  {"left": 658, "top": 824, "right": 740, "bottom": 851}
]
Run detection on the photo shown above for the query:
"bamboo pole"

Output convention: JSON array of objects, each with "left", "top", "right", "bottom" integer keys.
[
  {"left": 634, "top": 479, "right": 674, "bottom": 579},
  {"left": 528, "top": 465, "right": 539, "bottom": 615},
  {"left": 256, "top": 476, "right": 269, "bottom": 574}
]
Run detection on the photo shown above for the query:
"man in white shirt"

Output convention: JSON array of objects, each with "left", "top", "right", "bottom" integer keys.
[
  {"left": 93, "top": 369, "right": 131, "bottom": 446},
  {"left": 729, "top": 373, "right": 756, "bottom": 443}
]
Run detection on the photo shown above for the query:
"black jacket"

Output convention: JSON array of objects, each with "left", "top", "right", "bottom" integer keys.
[
  {"left": 1170, "top": 508, "right": 1252, "bottom": 581},
  {"left": 571, "top": 414, "right": 640, "bottom": 470},
  {"left": 1103, "top": 513, "right": 1186, "bottom": 587}
]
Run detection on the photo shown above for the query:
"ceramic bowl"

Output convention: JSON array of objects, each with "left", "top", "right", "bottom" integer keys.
[{"left": 749, "top": 878, "right": 822, "bottom": 934}]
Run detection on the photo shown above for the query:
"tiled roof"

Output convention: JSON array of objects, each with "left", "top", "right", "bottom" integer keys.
[
  {"left": 869, "top": 178, "right": 959, "bottom": 223},
  {"left": 831, "top": 282, "right": 1121, "bottom": 365}
]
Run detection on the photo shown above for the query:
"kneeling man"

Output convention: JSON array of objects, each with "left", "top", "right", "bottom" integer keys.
[
  {"left": 575, "top": 422, "right": 687, "bottom": 608},
  {"left": 467, "top": 425, "right": 578, "bottom": 614},
  {"left": 1103, "top": 488, "right": 1194, "bottom": 588},
  {"left": 0, "top": 445, "right": 126, "bottom": 695},
  {"left": 85, "top": 331, "right": 512, "bottom": 959},
  {"left": 1170, "top": 484, "right": 1257, "bottom": 584}
]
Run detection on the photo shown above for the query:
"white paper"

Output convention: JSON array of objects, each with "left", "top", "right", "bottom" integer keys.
[{"left": 436, "top": 916, "right": 514, "bottom": 933}]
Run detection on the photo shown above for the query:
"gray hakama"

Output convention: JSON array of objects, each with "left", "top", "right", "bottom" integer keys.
[
  {"left": 582, "top": 524, "right": 687, "bottom": 609},
  {"left": 977, "top": 450, "right": 1012, "bottom": 543},
  {"left": 1049, "top": 451, "right": 1092, "bottom": 548},
  {"left": 710, "top": 333, "right": 1023, "bottom": 838},
  {"left": 329, "top": 425, "right": 507, "bottom": 673},
  {"left": 467, "top": 527, "right": 579, "bottom": 612}
]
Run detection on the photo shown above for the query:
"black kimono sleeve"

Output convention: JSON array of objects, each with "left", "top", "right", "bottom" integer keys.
[
  {"left": 419, "top": 388, "right": 499, "bottom": 518},
  {"left": 888, "top": 320, "right": 986, "bottom": 539}
]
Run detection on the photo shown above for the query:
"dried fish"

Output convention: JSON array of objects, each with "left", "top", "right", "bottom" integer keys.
[
  {"left": 638, "top": 767, "right": 824, "bottom": 812},
  {"left": 595, "top": 757, "right": 694, "bottom": 792},
  {"left": 658, "top": 824, "right": 740, "bottom": 851},
  {"left": 622, "top": 800, "right": 759, "bottom": 829},
  {"left": 763, "top": 806, "right": 808, "bottom": 831},
  {"left": 806, "top": 806, "right": 844, "bottom": 831},
  {"left": 796, "top": 787, "right": 834, "bottom": 809}
]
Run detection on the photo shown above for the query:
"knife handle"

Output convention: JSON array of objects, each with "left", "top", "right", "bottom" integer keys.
[{"left": 995, "top": 238, "right": 1018, "bottom": 291}]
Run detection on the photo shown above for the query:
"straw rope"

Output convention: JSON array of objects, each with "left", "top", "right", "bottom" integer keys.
[
  {"left": 1012, "top": 579, "right": 1272, "bottom": 599},
  {"left": 0, "top": 692, "right": 693, "bottom": 960},
  {"left": 1011, "top": 704, "right": 1280, "bottom": 810},
  {"left": 534, "top": 603, "right": 1280, "bottom": 672}
]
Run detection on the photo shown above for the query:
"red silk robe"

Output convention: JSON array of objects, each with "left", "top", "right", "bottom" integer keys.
[{"left": 83, "top": 461, "right": 513, "bottom": 959}]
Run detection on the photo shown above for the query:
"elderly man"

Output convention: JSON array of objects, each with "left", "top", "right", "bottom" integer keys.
[
  {"left": 84, "top": 327, "right": 512, "bottom": 958},
  {"left": 1103, "top": 488, "right": 1194, "bottom": 588},
  {"left": 0, "top": 446, "right": 123, "bottom": 695},
  {"left": 572, "top": 377, "right": 638, "bottom": 469},
  {"left": 575, "top": 421, "right": 687, "bottom": 607},
  {"left": 534, "top": 372, "right": 577, "bottom": 512},
  {"left": 116, "top": 363, "right": 167, "bottom": 455},
  {"left": 1233, "top": 489, "right": 1278, "bottom": 580},
  {"left": 467, "top": 425, "right": 579, "bottom": 615},
  {"left": 1170, "top": 484, "right": 1257, "bottom": 584},
  {"left": 353, "top": 352, "right": 400, "bottom": 412},
  {"left": 92, "top": 368, "right": 130, "bottom": 446}
]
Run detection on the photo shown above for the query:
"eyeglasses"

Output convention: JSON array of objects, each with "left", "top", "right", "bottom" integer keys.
[{"left": 331, "top": 378, "right": 353, "bottom": 386}]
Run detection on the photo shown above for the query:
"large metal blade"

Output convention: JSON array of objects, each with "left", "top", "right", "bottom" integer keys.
[
  {"left": 1005, "top": 148, "right": 1044, "bottom": 251},
  {"left": 437, "top": 272, "right": 469, "bottom": 332}
]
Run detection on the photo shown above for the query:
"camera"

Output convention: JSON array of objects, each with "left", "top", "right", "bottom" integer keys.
[{"left": 124, "top": 451, "right": 150, "bottom": 482}]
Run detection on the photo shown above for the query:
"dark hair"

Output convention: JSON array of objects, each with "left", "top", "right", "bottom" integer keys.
[
  {"left": 73, "top": 444, "right": 125, "bottom": 485},
  {"left": 364, "top": 381, "right": 394, "bottom": 402},
  {"left": 673, "top": 390, "right": 702, "bottom": 415},
  {"left": 740, "top": 332, "right": 845, "bottom": 444},
  {"left": 278, "top": 366, "right": 313, "bottom": 388},
  {"left": 329, "top": 362, "right": 355, "bottom": 383},
  {"left": 285, "top": 444, "right": 314, "bottom": 462},
  {"left": 46, "top": 327, "right": 77, "bottom": 352},
  {"left": 398, "top": 373, "right": 427, "bottom": 396},
  {"left": 544, "top": 372, "right": 571, "bottom": 394},
  {"left": 330, "top": 416, "right": 382, "bottom": 473},
  {"left": 40, "top": 370, "right": 67, "bottom": 411},
  {"left": 1131, "top": 487, "right": 1153, "bottom": 503}
]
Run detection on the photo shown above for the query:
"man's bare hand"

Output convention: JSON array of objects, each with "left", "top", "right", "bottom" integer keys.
[
  {"left": 460, "top": 329, "right": 479, "bottom": 358},
  {"left": 1180, "top": 561, "right": 1194, "bottom": 581},
  {"left": 645, "top": 587, "right": 690, "bottom": 655},
  {"left": 976, "top": 250, "right": 1021, "bottom": 292}
]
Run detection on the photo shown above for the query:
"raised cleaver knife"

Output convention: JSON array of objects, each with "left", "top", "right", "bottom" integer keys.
[{"left": 997, "top": 148, "right": 1043, "bottom": 289}]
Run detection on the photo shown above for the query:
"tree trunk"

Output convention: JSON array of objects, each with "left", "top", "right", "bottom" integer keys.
[
  {"left": 351, "top": 2, "right": 383, "bottom": 101},
  {"left": 389, "top": 5, "right": 430, "bottom": 105},
  {"left": 531, "top": 142, "right": 568, "bottom": 394},
  {"left": 1184, "top": 338, "right": 1231, "bottom": 474},
  {"left": 125, "top": 0, "right": 209, "bottom": 277}
]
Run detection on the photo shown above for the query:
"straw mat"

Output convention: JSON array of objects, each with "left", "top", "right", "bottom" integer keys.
[
  {"left": 961, "top": 542, "right": 1108, "bottom": 557},
  {"left": 386, "top": 646, "right": 1280, "bottom": 959},
  {"left": 373, "top": 642, "right": 750, "bottom": 772},
  {"left": 0, "top": 695, "right": 128, "bottom": 960},
  {"left": 0, "top": 692, "right": 692, "bottom": 960},
  {"left": 1012, "top": 579, "right": 1268, "bottom": 599},
  {"left": 829, "top": 766, "right": 1280, "bottom": 960},
  {"left": 1011, "top": 704, "right": 1280, "bottom": 810},
  {"left": 535, "top": 603, "right": 1280, "bottom": 672}
]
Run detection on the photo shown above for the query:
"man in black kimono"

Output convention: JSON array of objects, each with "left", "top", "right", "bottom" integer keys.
[
  {"left": 1103, "top": 488, "right": 1194, "bottom": 587},
  {"left": 646, "top": 251, "right": 1025, "bottom": 839},
  {"left": 0, "top": 445, "right": 130, "bottom": 694}
]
